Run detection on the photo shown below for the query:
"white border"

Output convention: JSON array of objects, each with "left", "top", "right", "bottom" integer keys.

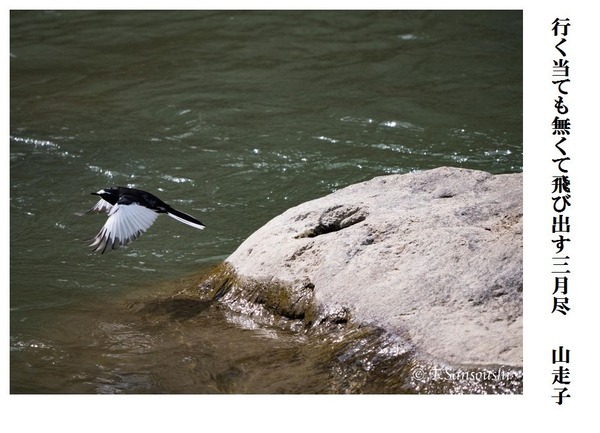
[{"left": 4, "top": 2, "right": 600, "bottom": 431}]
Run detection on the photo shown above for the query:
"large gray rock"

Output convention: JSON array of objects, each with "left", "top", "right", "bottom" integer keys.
[{"left": 226, "top": 167, "right": 523, "bottom": 367}]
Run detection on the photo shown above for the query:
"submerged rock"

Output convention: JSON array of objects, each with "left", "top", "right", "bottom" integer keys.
[{"left": 226, "top": 167, "right": 523, "bottom": 367}]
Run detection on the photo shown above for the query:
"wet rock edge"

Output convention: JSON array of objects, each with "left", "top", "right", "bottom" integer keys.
[{"left": 180, "top": 261, "right": 523, "bottom": 394}]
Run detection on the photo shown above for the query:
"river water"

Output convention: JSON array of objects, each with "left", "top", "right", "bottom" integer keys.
[{"left": 10, "top": 10, "right": 522, "bottom": 393}]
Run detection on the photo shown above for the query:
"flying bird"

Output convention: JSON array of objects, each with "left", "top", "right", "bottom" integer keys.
[{"left": 88, "top": 187, "right": 205, "bottom": 253}]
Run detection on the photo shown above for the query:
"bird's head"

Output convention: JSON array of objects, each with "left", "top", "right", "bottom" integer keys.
[{"left": 91, "top": 188, "right": 119, "bottom": 205}]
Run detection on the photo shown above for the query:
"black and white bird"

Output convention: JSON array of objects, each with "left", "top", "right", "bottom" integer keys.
[{"left": 88, "top": 187, "right": 205, "bottom": 253}]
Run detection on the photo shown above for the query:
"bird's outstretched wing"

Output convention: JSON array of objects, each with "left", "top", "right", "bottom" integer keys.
[
  {"left": 89, "top": 203, "right": 158, "bottom": 253},
  {"left": 88, "top": 198, "right": 113, "bottom": 214}
]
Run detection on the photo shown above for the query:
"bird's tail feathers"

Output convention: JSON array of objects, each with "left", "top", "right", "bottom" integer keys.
[{"left": 167, "top": 208, "right": 205, "bottom": 230}]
